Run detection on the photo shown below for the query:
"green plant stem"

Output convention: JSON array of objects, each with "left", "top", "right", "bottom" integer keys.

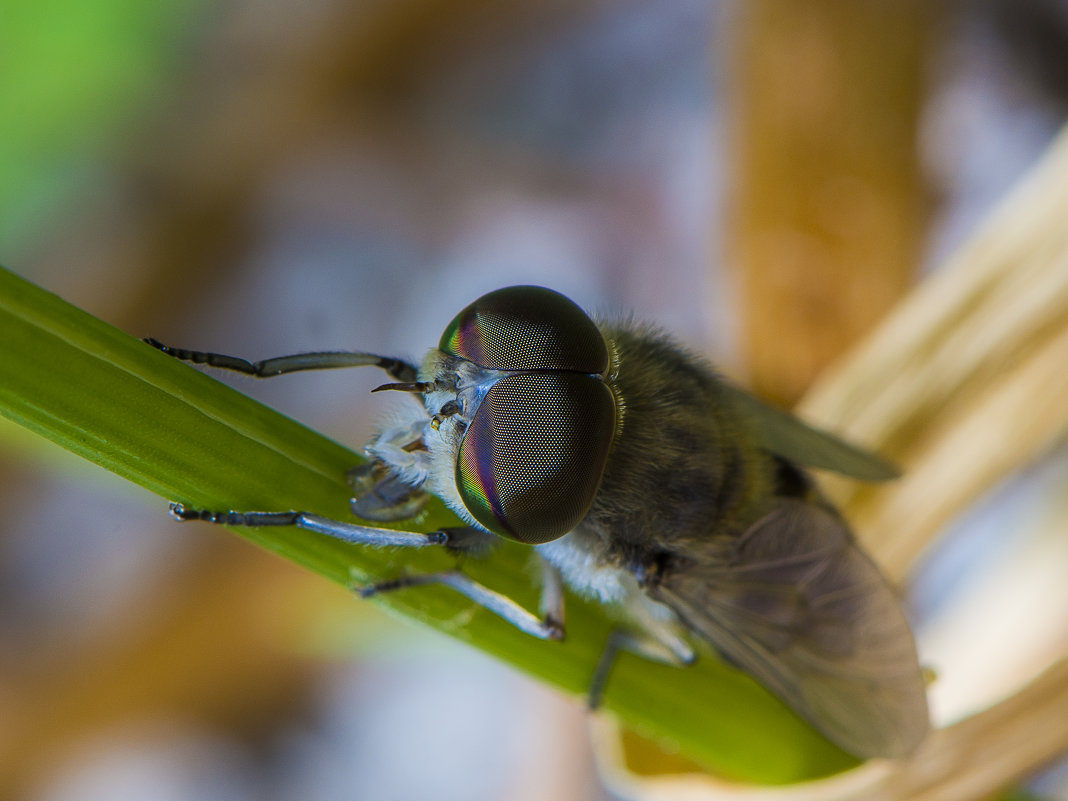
[{"left": 0, "top": 264, "right": 856, "bottom": 782}]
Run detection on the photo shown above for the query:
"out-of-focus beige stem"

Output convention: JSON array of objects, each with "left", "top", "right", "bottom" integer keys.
[{"left": 799, "top": 125, "right": 1068, "bottom": 576}]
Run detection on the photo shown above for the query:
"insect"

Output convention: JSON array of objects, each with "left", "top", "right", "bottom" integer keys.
[{"left": 147, "top": 285, "right": 929, "bottom": 758}]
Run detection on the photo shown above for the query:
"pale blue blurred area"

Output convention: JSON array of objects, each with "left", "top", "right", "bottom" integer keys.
[
  {"left": 275, "top": 650, "right": 590, "bottom": 801},
  {"left": 34, "top": 730, "right": 261, "bottom": 801},
  {"left": 910, "top": 440, "right": 1068, "bottom": 623},
  {"left": 0, "top": 458, "right": 187, "bottom": 644},
  {"left": 920, "top": 13, "right": 1065, "bottom": 271},
  {"left": 2, "top": 0, "right": 1068, "bottom": 798}
]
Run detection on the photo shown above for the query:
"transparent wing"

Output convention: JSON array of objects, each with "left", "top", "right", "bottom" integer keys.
[
  {"left": 720, "top": 382, "right": 900, "bottom": 481},
  {"left": 649, "top": 499, "right": 929, "bottom": 758}
]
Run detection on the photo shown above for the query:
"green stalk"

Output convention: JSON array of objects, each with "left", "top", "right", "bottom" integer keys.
[{"left": 0, "top": 265, "right": 856, "bottom": 782}]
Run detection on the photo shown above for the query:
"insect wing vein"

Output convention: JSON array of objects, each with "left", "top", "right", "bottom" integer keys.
[{"left": 650, "top": 499, "right": 929, "bottom": 758}]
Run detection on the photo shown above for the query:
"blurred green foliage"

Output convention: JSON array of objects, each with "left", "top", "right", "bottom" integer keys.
[{"left": 0, "top": 0, "right": 201, "bottom": 246}]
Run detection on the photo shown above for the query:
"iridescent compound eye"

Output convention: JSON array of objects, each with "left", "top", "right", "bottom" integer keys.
[
  {"left": 439, "top": 286, "right": 609, "bottom": 373},
  {"left": 455, "top": 373, "right": 615, "bottom": 543}
]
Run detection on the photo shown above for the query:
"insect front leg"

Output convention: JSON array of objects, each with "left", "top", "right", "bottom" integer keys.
[
  {"left": 144, "top": 338, "right": 420, "bottom": 383},
  {"left": 348, "top": 415, "right": 433, "bottom": 522},
  {"left": 169, "top": 503, "right": 449, "bottom": 548}
]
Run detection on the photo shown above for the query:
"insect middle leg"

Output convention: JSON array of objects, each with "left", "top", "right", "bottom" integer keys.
[
  {"left": 171, "top": 504, "right": 565, "bottom": 641},
  {"left": 358, "top": 558, "right": 565, "bottom": 641}
]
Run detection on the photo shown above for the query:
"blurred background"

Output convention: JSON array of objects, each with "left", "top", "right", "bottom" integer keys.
[{"left": 2, "top": 1, "right": 1067, "bottom": 799}]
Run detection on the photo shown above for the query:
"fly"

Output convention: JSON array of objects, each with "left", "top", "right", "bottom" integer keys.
[{"left": 146, "top": 285, "right": 929, "bottom": 759}]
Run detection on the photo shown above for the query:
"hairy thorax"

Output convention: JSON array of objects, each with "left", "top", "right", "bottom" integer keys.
[
  {"left": 539, "top": 323, "right": 776, "bottom": 604},
  {"left": 586, "top": 324, "right": 773, "bottom": 549}
]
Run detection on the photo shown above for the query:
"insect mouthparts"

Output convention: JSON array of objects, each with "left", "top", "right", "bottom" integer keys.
[{"left": 371, "top": 381, "right": 433, "bottom": 394}]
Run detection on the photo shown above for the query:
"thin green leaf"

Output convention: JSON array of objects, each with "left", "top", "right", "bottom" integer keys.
[{"left": 0, "top": 264, "right": 857, "bottom": 782}]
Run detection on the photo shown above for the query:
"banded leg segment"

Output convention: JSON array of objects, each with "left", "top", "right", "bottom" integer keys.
[
  {"left": 144, "top": 338, "right": 418, "bottom": 382},
  {"left": 170, "top": 503, "right": 446, "bottom": 548},
  {"left": 358, "top": 569, "right": 565, "bottom": 641}
]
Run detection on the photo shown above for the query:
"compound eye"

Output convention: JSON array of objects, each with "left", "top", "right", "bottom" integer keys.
[
  {"left": 439, "top": 286, "right": 609, "bottom": 373},
  {"left": 455, "top": 373, "right": 615, "bottom": 544}
]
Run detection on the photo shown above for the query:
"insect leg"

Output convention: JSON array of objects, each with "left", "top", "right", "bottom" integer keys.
[
  {"left": 587, "top": 628, "right": 696, "bottom": 710},
  {"left": 357, "top": 569, "right": 565, "bottom": 641},
  {"left": 538, "top": 557, "right": 566, "bottom": 630},
  {"left": 169, "top": 503, "right": 447, "bottom": 548},
  {"left": 347, "top": 464, "right": 430, "bottom": 522},
  {"left": 144, "top": 338, "right": 418, "bottom": 382}
]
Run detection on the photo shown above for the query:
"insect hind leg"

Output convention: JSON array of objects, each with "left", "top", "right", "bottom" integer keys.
[
  {"left": 588, "top": 627, "right": 696, "bottom": 710},
  {"left": 355, "top": 567, "right": 565, "bottom": 641}
]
